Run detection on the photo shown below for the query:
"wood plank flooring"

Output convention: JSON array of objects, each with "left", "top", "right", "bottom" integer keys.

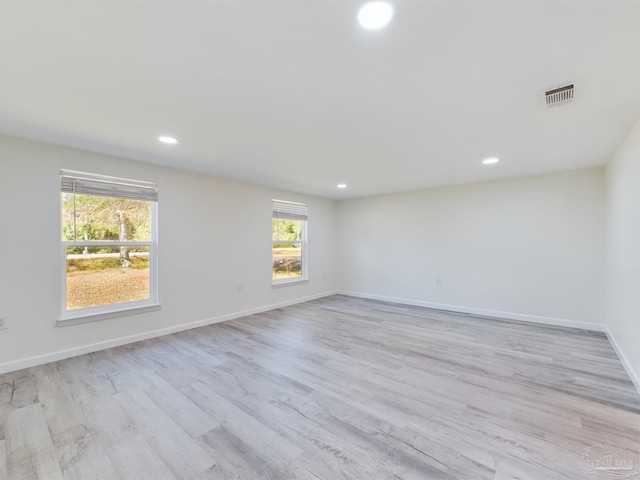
[{"left": 1, "top": 295, "right": 638, "bottom": 479}]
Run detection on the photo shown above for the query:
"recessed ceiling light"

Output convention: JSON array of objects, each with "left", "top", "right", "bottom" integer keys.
[
  {"left": 158, "top": 136, "right": 178, "bottom": 144},
  {"left": 358, "top": 2, "right": 394, "bottom": 30},
  {"left": 337, "top": 184, "right": 347, "bottom": 189},
  {"left": 482, "top": 157, "right": 500, "bottom": 165}
]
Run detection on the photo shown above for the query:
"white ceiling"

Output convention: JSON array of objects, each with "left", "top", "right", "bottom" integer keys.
[{"left": 1, "top": 0, "right": 639, "bottom": 199}]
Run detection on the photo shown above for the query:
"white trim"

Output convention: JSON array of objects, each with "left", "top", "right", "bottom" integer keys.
[
  {"left": 0, "top": 290, "right": 338, "bottom": 375},
  {"left": 272, "top": 199, "right": 308, "bottom": 221},
  {"left": 605, "top": 327, "right": 640, "bottom": 395},
  {"left": 337, "top": 291, "right": 639, "bottom": 395},
  {"left": 272, "top": 218, "right": 308, "bottom": 284},
  {"left": 272, "top": 278, "right": 309, "bottom": 288},
  {"left": 337, "top": 290, "right": 606, "bottom": 332},
  {"left": 63, "top": 241, "right": 151, "bottom": 248},
  {"left": 58, "top": 302, "right": 162, "bottom": 325},
  {"left": 61, "top": 198, "right": 159, "bottom": 319},
  {"left": 60, "top": 169, "right": 158, "bottom": 201}
]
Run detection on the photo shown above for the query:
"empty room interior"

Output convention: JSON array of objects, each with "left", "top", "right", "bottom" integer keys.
[{"left": 0, "top": 0, "right": 639, "bottom": 479}]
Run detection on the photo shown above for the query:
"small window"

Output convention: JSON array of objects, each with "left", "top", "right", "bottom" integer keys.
[
  {"left": 60, "top": 170, "right": 158, "bottom": 320},
  {"left": 272, "top": 200, "right": 307, "bottom": 284}
]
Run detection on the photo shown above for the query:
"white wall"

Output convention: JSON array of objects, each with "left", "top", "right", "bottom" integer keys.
[
  {"left": 605, "top": 118, "right": 640, "bottom": 389},
  {"left": 2, "top": 131, "right": 634, "bottom": 382},
  {"left": 337, "top": 168, "right": 606, "bottom": 328},
  {"left": 0, "top": 135, "right": 337, "bottom": 370}
]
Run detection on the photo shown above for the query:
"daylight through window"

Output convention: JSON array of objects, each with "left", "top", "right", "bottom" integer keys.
[
  {"left": 60, "top": 170, "right": 158, "bottom": 318},
  {"left": 272, "top": 200, "right": 307, "bottom": 283}
]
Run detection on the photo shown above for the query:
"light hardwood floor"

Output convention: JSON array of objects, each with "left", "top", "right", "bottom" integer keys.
[{"left": 1, "top": 295, "right": 639, "bottom": 479}]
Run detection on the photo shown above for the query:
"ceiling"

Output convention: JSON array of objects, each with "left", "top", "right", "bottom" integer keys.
[{"left": 1, "top": 0, "right": 639, "bottom": 199}]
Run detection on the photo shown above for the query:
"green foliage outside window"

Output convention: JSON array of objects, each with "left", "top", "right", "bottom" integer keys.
[
  {"left": 272, "top": 218, "right": 302, "bottom": 248},
  {"left": 62, "top": 194, "right": 152, "bottom": 254},
  {"left": 272, "top": 218, "right": 304, "bottom": 279}
]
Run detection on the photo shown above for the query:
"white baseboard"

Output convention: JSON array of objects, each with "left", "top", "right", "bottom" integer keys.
[
  {"left": 0, "top": 290, "right": 640, "bottom": 394},
  {"left": 6, "top": 289, "right": 637, "bottom": 398},
  {"left": 0, "top": 290, "right": 338, "bottom": 375},
  {"left": 605, "top": 327, "right": 640, "bottom": 396},
  {"left": 337, "top": 290, "right": 607, "bottom": 332},
  {"left": 338, "top": 290, "right": 640, "bottom": 395}
]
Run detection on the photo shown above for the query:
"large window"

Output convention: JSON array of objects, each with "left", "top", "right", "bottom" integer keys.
[
  {"left": 272, "top": 200, "right": 307, "bottom": 283},
  {"left": 60, "top": 170, "right": 158, "bottom": 320}
]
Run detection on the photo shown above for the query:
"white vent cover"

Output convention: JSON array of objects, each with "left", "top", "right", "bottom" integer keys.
[{"left": 544, "top": 84, "right": 574, "bottom": 106}]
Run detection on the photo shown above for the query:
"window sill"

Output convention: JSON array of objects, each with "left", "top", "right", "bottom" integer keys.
[
  {"left": 272, "top": 278, "right": 308, "bottom": 288},
  {"left": 58, "top": 302, "right": 162, "bottom": 327}
]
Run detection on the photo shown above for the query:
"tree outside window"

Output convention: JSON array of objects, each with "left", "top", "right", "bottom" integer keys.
[
  {"left": 272, "top": 200, "right": 307, "bottom": 283},
  {"left": 60, "top": 170, "right": 158, "bottom": 316}
]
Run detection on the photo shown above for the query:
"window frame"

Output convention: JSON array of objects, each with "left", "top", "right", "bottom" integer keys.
[
  {"left": 59, "top": 170, "right": 160, "bottom": 323},
  {"left": 272, "top": 200, "right": 308, "bottom": 286}
]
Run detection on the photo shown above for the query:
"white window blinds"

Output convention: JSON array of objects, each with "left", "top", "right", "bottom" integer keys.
[
  {"left": 272, "top": 199, "right": 307, "bottom": 221},
  {"left": 60, "top": 170, "right": 158, "bottom": 202}
]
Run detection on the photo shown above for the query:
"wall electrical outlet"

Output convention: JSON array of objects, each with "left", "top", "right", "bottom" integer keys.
[
  {"left": 435, "top": 278, "right": 442, "bottom": 286},
  {"left": 0, "top": 316, "right": 8, "bottom": 330}
]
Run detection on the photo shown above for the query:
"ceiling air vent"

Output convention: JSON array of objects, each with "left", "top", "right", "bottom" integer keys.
[{"left": 544, "top": 84, "right": 574, "bottom": 106}]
